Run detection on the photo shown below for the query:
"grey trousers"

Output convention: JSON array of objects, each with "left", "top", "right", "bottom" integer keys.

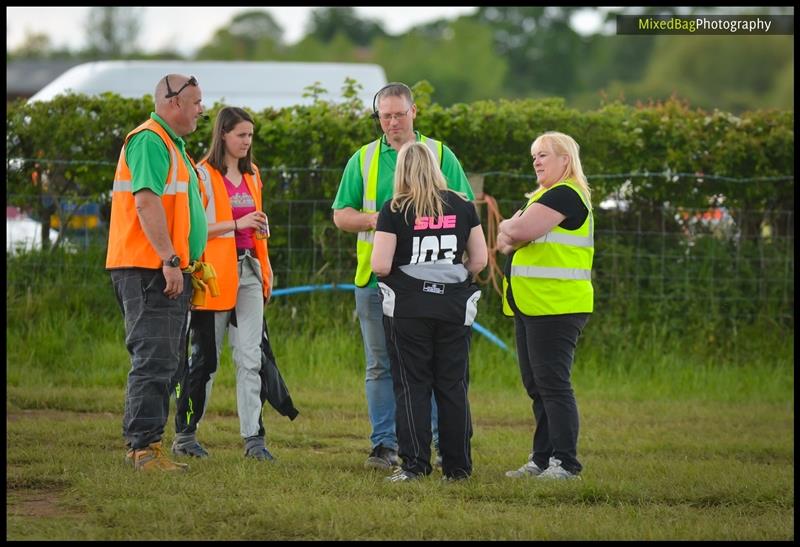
[
  {"left": 111, "top": 268, "right": 192, "bottom": 450},
  {"left": 176, "top": 253, "right": 265, "bottom": 439}
]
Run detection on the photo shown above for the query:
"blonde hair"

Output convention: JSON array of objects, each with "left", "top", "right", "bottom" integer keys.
[
  {"left": 532, "top": 131, "right": 592, "bottom": 209},
  {"left": 390, "top": 141, "right": 456, "bottom": 222}
]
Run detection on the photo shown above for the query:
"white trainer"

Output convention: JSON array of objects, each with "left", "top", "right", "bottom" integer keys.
[
  {"left": 505, "top": 456, "right": 545, "bottom": 478},
  {"left": 538, "top": 457, "right": 581, "bottom": 480}
]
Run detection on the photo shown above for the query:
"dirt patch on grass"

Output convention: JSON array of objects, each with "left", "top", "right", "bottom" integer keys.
[{"left": 6, "top": 488, "right": 83, "bottom": 519}]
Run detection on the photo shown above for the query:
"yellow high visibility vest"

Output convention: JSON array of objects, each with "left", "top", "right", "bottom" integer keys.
[
  {"left": 354, "top": 135, "right": 442, "bottom": 287},
  {"left": 502, "top": 179, "right": 594, "bottom": 316}
]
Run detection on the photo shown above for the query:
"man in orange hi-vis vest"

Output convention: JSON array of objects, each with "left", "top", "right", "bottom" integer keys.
[{"left": 106, "top": 73, "right": 207, "bottom": 472}]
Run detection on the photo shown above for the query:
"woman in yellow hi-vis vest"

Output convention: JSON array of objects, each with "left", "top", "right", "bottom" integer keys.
[{"left": 497, "top": 131, "right": 593, "bottom": 480}]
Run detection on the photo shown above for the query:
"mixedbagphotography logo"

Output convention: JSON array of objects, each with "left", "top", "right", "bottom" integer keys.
[{"left": 617, "top": 14, "right": 794, "bottom": 35}]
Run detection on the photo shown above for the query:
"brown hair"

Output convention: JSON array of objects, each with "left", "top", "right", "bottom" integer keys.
[{"left": 203, "top": 106, "right": 255, "bottom": 176}]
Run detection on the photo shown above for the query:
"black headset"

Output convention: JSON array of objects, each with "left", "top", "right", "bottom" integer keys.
[{"left": 371, "top": 82, "right": 414, "bottom": 120}]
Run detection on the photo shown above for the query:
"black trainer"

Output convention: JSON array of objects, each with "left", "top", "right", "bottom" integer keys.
[
  {"left": 171, "top": 438, "right": 210, "bottom": 458},
  {"left": 364, "top": 444, "right": 400, "bottom": 470},
  {"left": 244, "top": 445, "right": 275, "bottom": 461},
  {"left": 243, "top": 435, "right": 275, "bottom": 462}
]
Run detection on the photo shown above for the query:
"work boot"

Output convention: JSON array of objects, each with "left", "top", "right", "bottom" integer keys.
[{"left": 132, "top": 441, "right": 189, "bottom": 472}]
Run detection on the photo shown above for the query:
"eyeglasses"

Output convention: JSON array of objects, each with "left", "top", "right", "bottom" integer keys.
[
  {"left": 378, "top": 108, "right": 410, "bottom": 122},
  {"left": 165, "top": 75, "right": 198, "bottom": 98}
]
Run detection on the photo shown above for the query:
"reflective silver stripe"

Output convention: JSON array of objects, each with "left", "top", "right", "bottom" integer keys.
[
  {"left": 196, "top": 164, "right": 217, "bottom": 224},
  {"left": 358, "top": 231, "right": 374, "bottom": 243},
  {"left": 197, "top": 165, "right": 219, "bottom": 227},
  {"left": 399, "top": 262, "right": 468, "bottom": 283},
  {"left": 168, "top": 148, "right": 179, "bottom": 185},
  {"left": 196, "top": 164, "right": 233, "bottom": 237},
  {"left": 162, "top": 181, "right": 189, "bottom": 196},
  {"left": 533, "top": 206, "right": 594, "bottom": 246},
  {"left": 511, "top": 265, "right": 592, "bottom": 281},
  {"left": 113, "top": 179, "right": 132, "bottom": 192},
  {"left": 112, "top": 179, "right": 187, "bottom": 195},
  {"left": 534, "top": 232, "right": 593, "bottom": 247},
  {"left": 422, "top": 138, "right": 441, "bottom": 164},
  {"left": 361, "top": 140, "right": 380, "bottom": 210}
]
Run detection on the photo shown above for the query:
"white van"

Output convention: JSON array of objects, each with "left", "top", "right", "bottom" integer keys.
[{"left": 28, "top": 60, "right": 387, "bottom": 111}]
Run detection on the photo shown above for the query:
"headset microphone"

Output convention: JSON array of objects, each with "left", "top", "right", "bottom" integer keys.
[
  {"left": 370, "top": 85, "right": 387, "bottom": 134},
  {"left": 370, "top": 82, "right": 413, "bottom": 134}
]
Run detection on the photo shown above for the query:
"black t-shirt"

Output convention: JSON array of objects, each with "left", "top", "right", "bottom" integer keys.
[
  {"left": 536, "top": 184, "right": 589, "bottom": 230},
  {"left": 376, "top": 190, "right": 480, "bottom": 272}
]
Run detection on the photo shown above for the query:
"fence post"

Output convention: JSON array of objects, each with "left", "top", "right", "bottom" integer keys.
[
  {"left": 468, "top": 174, "right": 484, "bottom": 200},
  {"left": 469, "top": 173, "right": 485, "bottom": 219}
]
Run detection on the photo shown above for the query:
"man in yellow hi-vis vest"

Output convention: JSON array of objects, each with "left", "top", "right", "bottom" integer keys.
[
  {"left": 332, "top": 82, "right": 474, "bottom": 471},
  {"left": 497, "top": 131, "right": 594, "bottom": 481}
]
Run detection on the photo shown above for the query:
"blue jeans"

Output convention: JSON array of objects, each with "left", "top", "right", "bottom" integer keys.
[{"left": 355, "top": 286, "right": 439, "bottom": 451}]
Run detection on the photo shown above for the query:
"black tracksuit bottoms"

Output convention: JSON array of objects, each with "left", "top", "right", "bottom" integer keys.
[
  {"left": 383, "top": 316, "right": 473, "bottom": 479},
  {"left": 514, "top": 312, "right": 589, "bottom": 475}
]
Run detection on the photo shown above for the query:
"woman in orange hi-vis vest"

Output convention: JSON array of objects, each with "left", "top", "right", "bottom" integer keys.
[{"left": 172, "top": 106, "right": 278, "bottom": 461}]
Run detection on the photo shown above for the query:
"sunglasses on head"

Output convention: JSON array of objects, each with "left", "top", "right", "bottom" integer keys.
[{"left": 164, "top": 75, "right": 198, "bottom": 98}]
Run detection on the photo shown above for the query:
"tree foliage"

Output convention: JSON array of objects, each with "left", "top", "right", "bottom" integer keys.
[
  {"left": 8, "top": 30, "right": 55, "bottom": 59},
  {"left": 470, "top": 7, "right": 588, "bottom": 97},
  {"left": 84, "top": 7, "right": 142, "bottom": 58},
  {"left": 373, "top": 19, "right": 508, "bottom": 106},
  {"left": 628, "top": 35, "right": 794, "bottom": 112},
  {"left": 195, "top": 10, "right": 285, "bottom": 60},
  {"left": 9, "top": 7, "right": 793, "bottom": 113},
  {"left": 305, "top": 7, "right": 387, "bottom": 46},
  {"left": 181, "top": 6, "right": 794, "bottom": 112}
]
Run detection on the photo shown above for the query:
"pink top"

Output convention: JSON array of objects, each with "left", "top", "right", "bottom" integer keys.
[{"left": 223, "top": 174, "right": 256, "bottom": 250}]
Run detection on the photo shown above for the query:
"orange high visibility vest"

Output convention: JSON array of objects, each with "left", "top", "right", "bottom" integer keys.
[
  {"left": 194, "top": 160, "right": 271, "bottom": 311},
  {"left": 105, "top": 118, "right": 194, "bottom": 270}
]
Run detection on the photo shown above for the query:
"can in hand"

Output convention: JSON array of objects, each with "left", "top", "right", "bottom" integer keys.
[{"left": 255, "top": 214, "right": 269, "bottom": 240}]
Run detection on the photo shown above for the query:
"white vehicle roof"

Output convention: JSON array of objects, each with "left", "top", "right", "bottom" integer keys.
[{"left": 28, "top": 60, "right": 387, "bottom": 111}]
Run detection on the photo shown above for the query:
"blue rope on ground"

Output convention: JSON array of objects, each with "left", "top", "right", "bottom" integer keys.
[{"left": 270, "top": 283, "right": 512, "bottom": 353}]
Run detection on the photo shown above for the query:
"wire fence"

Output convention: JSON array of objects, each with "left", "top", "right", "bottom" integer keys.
[{"left": 7, "top": 170, "right": 795, "bottom": 323}]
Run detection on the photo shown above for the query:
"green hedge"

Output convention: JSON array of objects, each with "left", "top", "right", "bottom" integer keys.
[{"left": 7, "top": 89, "right": 793, "bottom": 215}]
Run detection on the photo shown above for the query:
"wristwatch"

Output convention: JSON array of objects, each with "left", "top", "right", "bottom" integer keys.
[{"left": 163, "top": 254, "right": 181, "bottom": 268}]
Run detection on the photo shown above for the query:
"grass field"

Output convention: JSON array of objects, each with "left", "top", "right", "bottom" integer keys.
[
  {"left": 6, "top": 318, "right": 794, "bottom": 540},
  {"left": 5, "top": 254, "right": 795, "bottom": 540}
]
